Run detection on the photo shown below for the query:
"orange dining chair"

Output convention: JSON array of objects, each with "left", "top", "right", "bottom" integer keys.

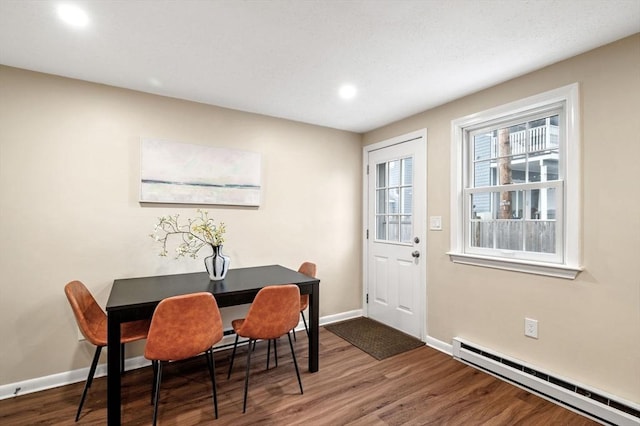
[
  {"left": 64, "top": 280, "right": 151, "bottom": 422},
  {"left": 251, "top": 261, "right": 317, "bottom": 364},
  {"left": 295, "top": 262, "right": 317, "bottom": 340},
  {"left": 226, "top": 285, "right": 303, "bottom": 413},
  {"left": 144, "top": 292, "right": 224, "bottom": 425}
]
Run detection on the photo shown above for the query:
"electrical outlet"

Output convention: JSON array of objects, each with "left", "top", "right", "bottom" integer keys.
[{"left": 524, "top": 318, "right": 538, "bottom": 339}]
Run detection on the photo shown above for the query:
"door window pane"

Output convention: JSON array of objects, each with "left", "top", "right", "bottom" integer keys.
[
  {"left": 376, "top": 215, "right": 386, "bottom": 240},
  {"left": 377, "top": 163, "right": 386, "bottom": 187},
  {"left": 388, "top": 188, "right": 399, "bottom": 214},
  {"left": 388, "top": 160, "right": 401, "bottom": 186},
  {"left": 376, "top": 189, "right": 386, "bottom": 214},
  {"left": 387, "top": 215, "right": 399, "bottom": 241},
  {"left": 401, "top": 215, "right": 412, "bottom": 243},
  {"left": 402, "top": 158, "right": 413, "bottom": 185},
  {"left": 401, "top": 187, "right": 412, "bottom": 214},
  {"left": 375, "top": 156, "right": 414, "bottom": 243}
]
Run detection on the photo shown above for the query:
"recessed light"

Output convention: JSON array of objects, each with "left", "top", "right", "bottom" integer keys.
[
  {"left": 339, "top": 84, "right": 357, "bottom": 100},
  {"left": 57, "top": 4, "right": 89, "bottom": 28}
]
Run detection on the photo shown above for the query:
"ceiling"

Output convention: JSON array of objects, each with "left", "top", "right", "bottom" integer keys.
[{"left": 1, "top": 1, "right": 639, "bottom": 133}]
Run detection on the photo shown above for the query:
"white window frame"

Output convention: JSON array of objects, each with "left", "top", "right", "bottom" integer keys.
[{"left": 449, "top": 83, "right": 582, "bottom": 279}]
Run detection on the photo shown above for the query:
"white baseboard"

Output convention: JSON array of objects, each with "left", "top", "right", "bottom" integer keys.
[
  {"left": 0, "top": 355, "right": 152, "bottom": 401},
  {"left": 425, "top": 335, "right": 453, "bottom": 355},
  {"left": 318, "top": 309, "right": 363, "bottom": 326},
  {"left": 0, "top": 310, "right": 363, "bottom": 401}
]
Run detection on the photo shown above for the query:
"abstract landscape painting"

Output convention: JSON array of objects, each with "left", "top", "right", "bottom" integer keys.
[{"left": 140, "top": 138, "right": 262, "bottom": 206}]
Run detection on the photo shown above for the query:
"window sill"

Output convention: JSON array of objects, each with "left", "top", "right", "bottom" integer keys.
[{"left": 447, "top": 252, "right": 582, "bottom": 279}]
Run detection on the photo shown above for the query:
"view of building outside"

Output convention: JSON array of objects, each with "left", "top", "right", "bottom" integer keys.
[{"left": 470, "top": 115, "right": 559, "bottom": 254}]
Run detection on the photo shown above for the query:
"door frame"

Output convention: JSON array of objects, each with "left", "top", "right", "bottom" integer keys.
[{"left": 362, "top": 128, "right": 428, "bottom": 341}]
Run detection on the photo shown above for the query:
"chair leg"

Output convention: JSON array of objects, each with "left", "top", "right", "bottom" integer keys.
[
  {"left": 266, "top": 339, "right": 278, "bottom": 370},
  {"left": 120, "top": 343, "right": 125, "bottom": 374},
  {"left": 152, "top": 361, "right": 163, "bottom": 426},
  {"left": 204, "top": 349, "right": 218, "bottom": 419},
  {"left": 273, "top": 338, "right": 278, "bottom": 367},
  {"left": 75, "top": 346, "right": 102, "bottom": 421},
  {"left": 287, "top": 332, "right": 303, "bottom": 395},
  {"left": 227, "top": 334, "right": 239, "bottom": 379},
  {"left": 301, "top": 311, "right": 309, "bottom": 338},
  {"left": 242, "top": 339, "right": 254, "bottom": 413},
  {"left": 293, "top": 326, "right": 297, "bottom": 341},
  {"left": 151, "top": 360, "right": 157, "bottom": 405},
  {"left": 266, "top": 339, "right": 271, "bottom": 370}
]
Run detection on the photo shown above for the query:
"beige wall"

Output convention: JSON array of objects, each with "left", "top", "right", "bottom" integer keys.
[
  {"left": 0, "top": 66, "right": 363, "bottom": 385},
  {"left": 364, "top": 34, "right": 640, "bottom": 403},
  {"left": 2, "top": 34, "right": 639, "bottom": 406}
]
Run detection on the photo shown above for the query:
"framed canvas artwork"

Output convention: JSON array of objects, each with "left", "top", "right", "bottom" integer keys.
[{"left": 140, "top": 138, "right": 262, "bottom": 206}]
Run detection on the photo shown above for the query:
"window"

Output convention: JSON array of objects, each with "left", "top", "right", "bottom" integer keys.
[
  {"left": 375, "top": 157, "right": 413, "bottom": 244},
  {"left": 450, "top": 84, "right": 582, "bottom": 279}
]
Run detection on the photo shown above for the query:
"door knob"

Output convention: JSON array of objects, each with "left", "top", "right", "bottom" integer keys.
[{"left": 411, "top": 251, "right": 420, "bottom": 258}]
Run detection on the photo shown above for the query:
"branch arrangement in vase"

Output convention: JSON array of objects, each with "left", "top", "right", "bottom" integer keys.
[{"left": 150, "top": 209, "right": 226, "bottom": 258}]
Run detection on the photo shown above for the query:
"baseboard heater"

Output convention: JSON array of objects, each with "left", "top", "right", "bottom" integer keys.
[{"left": 452, "top": 338, "right": 640, "bottom": 426}]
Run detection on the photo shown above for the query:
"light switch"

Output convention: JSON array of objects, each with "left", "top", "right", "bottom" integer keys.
[{"left": 430, "top": 216, "right": 442, "bottom": 231}]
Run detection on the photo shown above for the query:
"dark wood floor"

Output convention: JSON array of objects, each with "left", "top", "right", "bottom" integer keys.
[{"left": 0, "top": 327, "right": 599, "bottom": 425}]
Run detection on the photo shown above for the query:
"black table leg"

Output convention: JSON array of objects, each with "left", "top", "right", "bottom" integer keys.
[
  {"left": 107, "top": 313, "right": 121, "bottom": 425},
  {"left": 309, "top": 282, "right": 319, "bottom": 372}
]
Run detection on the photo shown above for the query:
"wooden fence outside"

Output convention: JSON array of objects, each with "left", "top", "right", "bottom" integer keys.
[{"left": 471, "top": 220, "right": 556, "bottom": 253}]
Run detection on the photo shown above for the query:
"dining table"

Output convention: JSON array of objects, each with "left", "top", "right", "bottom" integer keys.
[{"left": 105, "top": 264, "right": 320, "bottom": 425}]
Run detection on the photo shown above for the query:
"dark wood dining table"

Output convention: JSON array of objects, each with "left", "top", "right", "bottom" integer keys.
[{"left": 105, "top": 264, "right": 320, "bottom": 425}]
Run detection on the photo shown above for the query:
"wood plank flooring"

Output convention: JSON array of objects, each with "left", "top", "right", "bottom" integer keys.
[{"left": 0, "top": 328, "right": 599, "bottom": 425}]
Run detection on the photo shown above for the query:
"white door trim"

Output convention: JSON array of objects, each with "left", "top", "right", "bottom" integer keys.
[{"left": 362, "top": 129, "right": 428, "bottom": 341}]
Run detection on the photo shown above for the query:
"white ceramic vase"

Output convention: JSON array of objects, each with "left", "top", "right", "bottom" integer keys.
[{"left": 204, "top": 245, "right": 230, "bottom": 281}]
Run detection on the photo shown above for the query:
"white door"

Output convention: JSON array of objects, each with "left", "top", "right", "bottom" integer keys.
[{"left": 364, "top": 130, "right": 426, "bottom": 340}]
